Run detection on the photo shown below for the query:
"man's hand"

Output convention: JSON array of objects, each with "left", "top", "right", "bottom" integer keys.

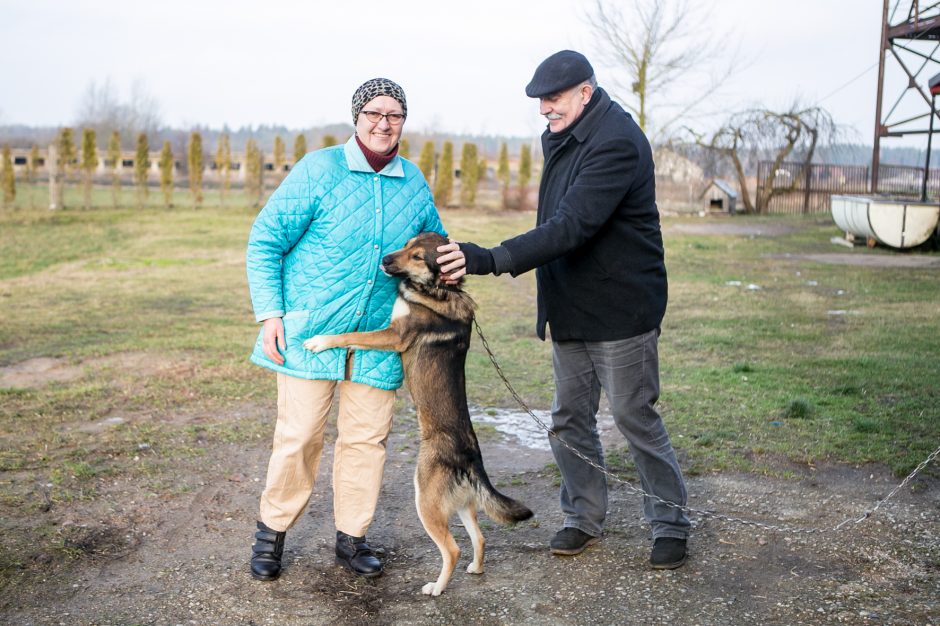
[
  {"left": 262, "top": 317, "right": 286, "bottom": 365},
  {"left": 436, "top": 240, "right": 467, "bottom": 284}
]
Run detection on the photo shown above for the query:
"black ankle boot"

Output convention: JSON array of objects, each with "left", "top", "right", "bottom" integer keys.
[
  {"left": 250, "top": 521, "right": 286, "bottom": 581},
  {"left": 335, "top": 531, "right": 383, "bottom": 578}
]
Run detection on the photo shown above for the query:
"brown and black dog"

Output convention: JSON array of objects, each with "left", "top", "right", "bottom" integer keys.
[{"left": 303, "top": 232, "right": 532, "bottom": 596}]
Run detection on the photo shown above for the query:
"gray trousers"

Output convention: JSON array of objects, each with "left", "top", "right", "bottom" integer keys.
[{"left": 550, "top": 329, "right": 690, "bottom": 540}]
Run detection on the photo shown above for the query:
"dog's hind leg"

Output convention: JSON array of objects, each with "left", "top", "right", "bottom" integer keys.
[
  {"left": 415, "top": 475, "right": 459, "bottom": 596},
  {"left": 457, "top": 507, "right": 485, "bottom": 575}
]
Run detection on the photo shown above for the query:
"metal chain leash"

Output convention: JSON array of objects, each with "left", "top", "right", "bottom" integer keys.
[{"left": 473, "top": 318, "right": 940, "bottom": 535}]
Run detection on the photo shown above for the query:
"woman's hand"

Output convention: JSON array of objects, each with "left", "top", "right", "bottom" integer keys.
[{"left": 262, "top": 317, "right": 286, "bottom": 365}]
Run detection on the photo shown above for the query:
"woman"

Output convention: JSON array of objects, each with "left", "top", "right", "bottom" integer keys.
[{"left": 245, "top": 78, "right": 445, "bottom": 580}]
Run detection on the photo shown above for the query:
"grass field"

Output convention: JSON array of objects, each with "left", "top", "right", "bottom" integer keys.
[{"left": 1, "top": 183, "right": 938, "bottom": 510}]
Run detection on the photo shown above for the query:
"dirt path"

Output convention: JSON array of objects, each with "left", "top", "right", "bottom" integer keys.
[
  {"left": 3, "top": 217, "right": 939, "bottom": 624},
  {"left": 4, "top": 407, "right": 938, "bottom": 626},
  {"left": 664, "top": 218, "right": 940, "bottom": 268}
]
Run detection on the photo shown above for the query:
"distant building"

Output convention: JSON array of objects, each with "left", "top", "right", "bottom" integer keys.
[
  {"left": 654, "top": 148, "right": 705, "bottom": 184},
  {"left": 6, "top": 146, "right": 270, "bottom": 183}
]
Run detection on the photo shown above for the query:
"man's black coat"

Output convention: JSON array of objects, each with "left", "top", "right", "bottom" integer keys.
[{"left": 488, "top": 87, "right": 667, "bottom": 342}]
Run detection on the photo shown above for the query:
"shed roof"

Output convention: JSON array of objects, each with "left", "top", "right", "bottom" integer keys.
[{"left": 701, "top": 178, "right": 738, "bottom": 199}]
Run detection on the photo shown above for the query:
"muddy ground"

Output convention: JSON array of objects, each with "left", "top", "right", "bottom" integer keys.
[
  {"left": 4, "top": 220, "right": 939, "bottom": 625},
  {"left": 3, "top": 398, "right": 938, "bottom": 626}
]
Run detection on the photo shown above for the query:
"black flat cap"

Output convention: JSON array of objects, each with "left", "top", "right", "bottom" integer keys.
[{"left": 525, "top": 50, "right": 594, "bottom": 98}]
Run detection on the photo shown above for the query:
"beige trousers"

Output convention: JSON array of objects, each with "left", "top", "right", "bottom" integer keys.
[{"left": 259, "top": 372, "right": 395, "bottom": 536}]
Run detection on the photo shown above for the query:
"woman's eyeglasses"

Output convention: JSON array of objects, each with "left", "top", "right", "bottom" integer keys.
[{"left": 360, "top": 110, "right": 406, "bottom": 125}]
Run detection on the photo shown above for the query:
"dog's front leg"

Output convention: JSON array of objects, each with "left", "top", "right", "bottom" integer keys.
[{"left": 303, "top": 326, "right": 407, "bottom": 353}]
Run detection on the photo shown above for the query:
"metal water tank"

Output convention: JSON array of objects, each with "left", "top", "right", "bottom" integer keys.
[{"left": 831, "top": 195, "right": 940, "bottom": 248}]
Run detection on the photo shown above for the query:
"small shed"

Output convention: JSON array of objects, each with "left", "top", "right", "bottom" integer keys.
[{"left": 700, "top": 179, "right": 738, "bottom": 214}]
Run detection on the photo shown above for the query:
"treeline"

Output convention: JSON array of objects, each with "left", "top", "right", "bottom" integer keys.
[
  {"left": 0, "top": 123, "right": 539, "bottom": 161},
  {"left": 1, "top": 127, "right": 538, "bottom": 212}
]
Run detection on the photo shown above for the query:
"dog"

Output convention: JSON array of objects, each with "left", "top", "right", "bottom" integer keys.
[{"left": 303, "top": 232, "right": 533, "bottom": 596}]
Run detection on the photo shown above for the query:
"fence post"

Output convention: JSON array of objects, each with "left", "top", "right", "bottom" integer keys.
[
  {"left": 48, "top": 143, "right": 61, "bottom": 210},
  {"left": 756, "top": 161, "right": 764, "bottom": 214},
  {"left": 802, "top": 162, "right": 812, "bottom": 214}
]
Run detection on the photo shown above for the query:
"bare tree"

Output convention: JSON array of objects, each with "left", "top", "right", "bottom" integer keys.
[
  {"left": 75, "top": 78, "right": 162, "bottom": 143},
  {"left": 583, "top": 0, "right": 735, "bottom": 142},
  {"left": 75, "top": 79, "right": 122, "bottom": 138},
  {"left": 126, "top": 80, "right": 162, "bottom": 138},
  {"left": 692, "top": 104, "right": 838, "bottom": 213}
]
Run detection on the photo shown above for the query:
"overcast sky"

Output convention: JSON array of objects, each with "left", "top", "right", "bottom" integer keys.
[{"left": 0, "top": 0, "right": 898, "bottom": 144}]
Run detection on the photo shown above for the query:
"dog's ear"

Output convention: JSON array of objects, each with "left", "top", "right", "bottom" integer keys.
[
  {"left": 418, "top": 235, "right": 443, "bottom": 272},
  {"left": 423, "top": 244, "right": 442, "bottom": 274}
]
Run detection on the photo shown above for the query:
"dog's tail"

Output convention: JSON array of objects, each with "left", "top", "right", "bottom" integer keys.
[{"left": 471, "top": 462, "right": 534, "bottom": 525}]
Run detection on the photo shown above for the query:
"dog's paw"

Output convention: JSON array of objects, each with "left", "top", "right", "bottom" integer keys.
[
  {"left": 302, "top": 336, "right": 329, "bottom": 352},
  {"left": 466, "top": 562, "right": 484, "bottom": 575},
  {"left": 421, "top": 582, "right": 443, "bottom": 596}
]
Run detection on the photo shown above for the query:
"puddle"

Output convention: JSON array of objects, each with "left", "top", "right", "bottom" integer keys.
[
  {"left": 470, "top": 406, "right": 621, "bottom": 451},
  {"left": 470, "top": 406, "right": 553, "bottom": 450}
]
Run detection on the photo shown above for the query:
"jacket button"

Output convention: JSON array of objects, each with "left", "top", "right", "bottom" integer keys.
[
  {"left": 373, "top": 244, "right": 379, "bottom": 249},
  {"left": 356, "top": 311, "right": 362, "bottom": 315},
  {"left": 367, "top": 279, "right": 373, "bottom": 285}
]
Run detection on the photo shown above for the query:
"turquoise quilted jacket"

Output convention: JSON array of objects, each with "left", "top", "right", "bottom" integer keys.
[{"left": 246, "top": 136, "right": 445, "bottom": 390}]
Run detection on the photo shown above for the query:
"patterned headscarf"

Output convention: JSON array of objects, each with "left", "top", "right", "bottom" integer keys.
[{"left": 351, "top": 78, "right": 407, "bottom": 124}]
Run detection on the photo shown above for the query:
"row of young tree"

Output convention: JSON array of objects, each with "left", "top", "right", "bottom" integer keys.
[
  {"left": 0, "top": 129, "right": 342, "bottom": 210},
  {"left": 2, "top": 130, "right": 537, "bottom": 212},
  {"left": 410, "top": 139, "right": 533, "bottom": 210}
]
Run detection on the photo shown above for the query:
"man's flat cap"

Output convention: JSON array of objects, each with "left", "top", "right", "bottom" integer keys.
[{"left": 525, "top": 50, "right": 594, "bottom": 98}]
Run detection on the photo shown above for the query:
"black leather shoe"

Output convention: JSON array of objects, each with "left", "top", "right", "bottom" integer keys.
[
  {"left": 650, "top": 537, "right": 687, "bottom": 569},
  {"left": 335, "top": 531, "right": 383, "bottom": 578},
  {"left": 250, "top": 521, "right": 286, "bottom": 580},
  {"left": 550, "top": 527, "right": 600, "bottom": 555}
]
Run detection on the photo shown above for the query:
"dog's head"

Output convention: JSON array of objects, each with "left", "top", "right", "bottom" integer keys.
[{"left": 381, "top": 232, "right": 462, "bottom": 289}]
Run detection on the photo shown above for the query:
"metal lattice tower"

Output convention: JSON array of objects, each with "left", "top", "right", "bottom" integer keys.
[{"left": 872, "top": 0, "right": 940, "bottom": 191}]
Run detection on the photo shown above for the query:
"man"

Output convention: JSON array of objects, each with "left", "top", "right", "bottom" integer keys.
[{"left": 437, "top": 50, "right": 690, "bottom": 569}]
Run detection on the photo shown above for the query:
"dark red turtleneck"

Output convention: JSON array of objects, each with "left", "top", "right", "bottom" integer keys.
[{"left": 355, "top": 135, "right": 399, "bottom": 172}]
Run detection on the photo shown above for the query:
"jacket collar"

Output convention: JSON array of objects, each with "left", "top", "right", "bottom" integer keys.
[
  {"left": 570, "top": 87, "right": 611, "bottom": 143},
  {"left": 343, "top": 135, "right": 404, "bottom": 178}
]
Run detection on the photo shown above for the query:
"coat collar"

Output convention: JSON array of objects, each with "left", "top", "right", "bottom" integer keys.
[
  {"left": 540, "top": 88, "right": 612, "bottom": 158},
  {"left": 343, "top": 135, "right": 404, "bottom": 178},
  {"left": 570, "top": 87, "right": 611, "bottom": 143}
]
